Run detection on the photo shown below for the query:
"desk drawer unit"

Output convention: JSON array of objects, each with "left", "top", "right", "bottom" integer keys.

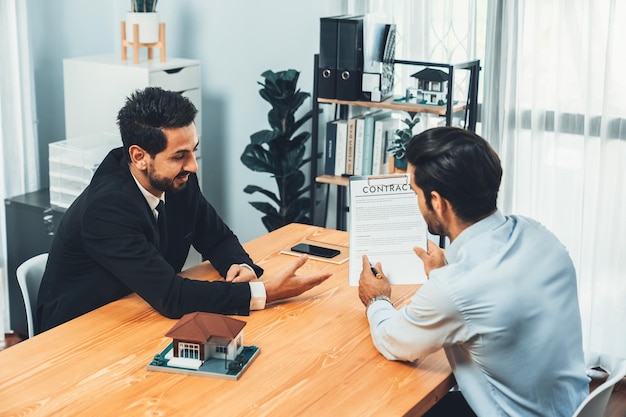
[{"left": 4, "top": 189, "right": 65, "bottom": 338}]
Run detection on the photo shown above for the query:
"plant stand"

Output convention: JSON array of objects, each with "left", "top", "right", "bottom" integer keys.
[
  {"left": 388, "top": 156, "right": 407, "bottom": 174},
  {"left": 120, "top": 21, "right": 166, "bottom": 65}
]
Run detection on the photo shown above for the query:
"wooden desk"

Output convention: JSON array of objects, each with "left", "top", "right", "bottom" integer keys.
[{"left": 0, "top": 223, "right": 453, "bottom": 416}]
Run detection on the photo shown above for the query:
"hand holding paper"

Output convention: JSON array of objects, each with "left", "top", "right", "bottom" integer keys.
[{"left": 413, "top": 240, "right": 447, "bottom": 278}]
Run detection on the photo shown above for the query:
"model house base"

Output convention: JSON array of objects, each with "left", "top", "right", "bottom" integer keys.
[{"left": 147, "top": 343, "right": 260, "bottom": 380}]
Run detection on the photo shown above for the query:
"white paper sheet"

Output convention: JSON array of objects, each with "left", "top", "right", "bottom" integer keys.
[{"left": 348, "top": 174, "right": 428, "bottom": 285}]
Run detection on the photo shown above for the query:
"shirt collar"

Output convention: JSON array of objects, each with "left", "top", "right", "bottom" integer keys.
[
  {"left": 130, "top": 172, "right": 165, "bottom": 212},
  {"left": 446, "top": 210, "right": 506, "bottom": 262}
]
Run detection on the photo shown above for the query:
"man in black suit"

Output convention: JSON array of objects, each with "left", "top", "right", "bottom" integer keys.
[{"left": 36, "top": 87, "right": 331, "bottom": 333}]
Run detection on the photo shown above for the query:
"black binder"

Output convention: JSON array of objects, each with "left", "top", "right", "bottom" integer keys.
[
  {"left": 336, "top": 15, "right": 364, "bottom": 101},
  {"left": 318, "top": 15, "right": 347, "bottom": 99}
]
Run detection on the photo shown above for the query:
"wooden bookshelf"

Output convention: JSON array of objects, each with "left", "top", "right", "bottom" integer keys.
[{"left": 317, "top": 97, "right": 466, "bottom": 115}]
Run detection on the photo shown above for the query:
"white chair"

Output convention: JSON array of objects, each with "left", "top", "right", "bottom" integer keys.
[
  {"left": 16, "top": 253, "right": 49, "bottom": 338},
  {"left": 573, "top": 359, "right": 626, "bottom": 417}
]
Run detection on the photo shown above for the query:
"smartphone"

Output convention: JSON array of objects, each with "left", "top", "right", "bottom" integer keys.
[{"left": 290, "top": 243, "right": 340, "bottom": 259}]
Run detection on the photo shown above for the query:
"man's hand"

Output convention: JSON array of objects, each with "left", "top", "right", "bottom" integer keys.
[
  {"left": 413, "top": 240, "right": 447, "bottom": 278},
  {"left": 358, "top": 255, "right": 391, "bottom": 307},
  {"left": 264, "top": 255, "right": 332, "bottom": 304},
  {"left": 225, "top": 264, "right": 257, "bottom": 283}
]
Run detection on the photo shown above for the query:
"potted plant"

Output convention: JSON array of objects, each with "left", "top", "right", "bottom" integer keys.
[
  {"left": 240, "top": 69, "right": 317, "bottom": 232},
  {"left": 126, "top": 0, "right": 160, "bottom": 43},
  {"left": 387, "top": 111, "right": 420, "bottom": 171}
]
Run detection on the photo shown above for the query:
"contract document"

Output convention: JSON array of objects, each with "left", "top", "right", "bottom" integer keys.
[{"left": 348, "top": 174, "right": 428, "bottom": 285}]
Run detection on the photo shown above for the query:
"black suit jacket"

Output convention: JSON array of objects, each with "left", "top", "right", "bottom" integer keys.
[{"left": 37, "top": 148, "right": 263, "bottom": 333}]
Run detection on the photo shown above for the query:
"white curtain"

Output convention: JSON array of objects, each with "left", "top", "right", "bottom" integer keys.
[
  {"left": 483, "top": 0, "right": 626, "bottom": 367},
  {"left": 0, "top": 0, "right": 40, "bottom": 337},
  {"left": 363, "top": 0, "right": 626, "bottom": 368},
  {"left": 354, "top": 0, "right": 482, "bottom": 110}
]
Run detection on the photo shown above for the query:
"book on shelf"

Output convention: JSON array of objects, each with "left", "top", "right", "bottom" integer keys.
[
  {"left": 353, "top": 114, "right": 367, "bottom": 176},
  {"left": 344, "top": 116, "right": 358, "bottom": 176},
  {"left": 324, "top": 120, "right": 338, "bottom": 175},
  {"left": 362, "top": 110, "right": 390, "bottom": 175},
  {"left": 372, "top": 112, "right": 396, "bottom": 175},
  {"left": 333, "top": 119, "right": 348, "bottom": 176}
]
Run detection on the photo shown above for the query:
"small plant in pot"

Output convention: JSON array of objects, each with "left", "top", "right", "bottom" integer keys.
[
  {"left": 240, "top": 69, "right": 317, "bottom": 232},
  {"left": 126, "top": 1, "right": 160, "bottom": 43},
  {"left": 130, "top": 0, "right": 158, "bottom": 12},
  {"left": 387, "top": 111, "right": 420, "bottom": 171}
]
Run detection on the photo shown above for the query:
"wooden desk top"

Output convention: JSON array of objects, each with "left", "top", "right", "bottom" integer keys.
[{"left": 0, "top": 223, "right": 453, "bottom": 416}]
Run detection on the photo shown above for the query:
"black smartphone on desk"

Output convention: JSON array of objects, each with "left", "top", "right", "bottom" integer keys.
[{"left": 291, "top": 243, "right": 340, "bottom": 259}]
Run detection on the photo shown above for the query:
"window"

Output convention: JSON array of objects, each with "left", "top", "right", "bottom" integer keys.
[{"left": 178, "top": 342, "right": 199, "bottom": 359}]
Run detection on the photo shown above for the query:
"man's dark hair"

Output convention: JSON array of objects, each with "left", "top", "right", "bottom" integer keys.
[
  {"left": 117, "top": 87, "right": 198, "bottom": 161},
  {"left": 405, "top": 126, "right": 502, "bottom": 223}
]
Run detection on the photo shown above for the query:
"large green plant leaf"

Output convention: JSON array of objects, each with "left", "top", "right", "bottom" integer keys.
[
  {"left": 285, "top": 197, "right": 312, "bottom": 223},
  {"left": 292, "top": 109, "right": 315, "bottom": 133},
  {"left": 243, "top": 185, "right": 280, "bottom": 205},
  {"left": 250, "top": 129, "right": 280, "bottom": 146},
  {"left": 249, "top": 201, "right": 278, "bottom": 216},
  {"left": 278, "top": 144, "right": 306, "bottom": 178},
  {"left": 261, "top": 214, "right": 286, "bottom": 232},
  {"left": 240, "top": 143, "right": 278, "bottom": 173}
]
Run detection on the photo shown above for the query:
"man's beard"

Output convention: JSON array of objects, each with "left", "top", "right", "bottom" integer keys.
[
  {"left": 423, "top": 208, "right": 446, "bottom": 237},
  {"left": 148, "top": 170, "right": 190, "bottom": 193}
]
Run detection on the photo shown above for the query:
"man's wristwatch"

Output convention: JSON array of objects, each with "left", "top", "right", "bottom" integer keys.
[{"left": 368, "top": 295, "right": 392, "bottom": 308}]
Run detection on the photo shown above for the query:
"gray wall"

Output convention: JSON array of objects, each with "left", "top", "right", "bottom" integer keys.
[{"left": 28, "top": 0, "right": 343, "bottom": 242}]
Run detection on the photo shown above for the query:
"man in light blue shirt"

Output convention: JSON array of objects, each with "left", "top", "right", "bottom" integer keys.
[{"left": 358, "top": 127, "right": 588, "bottom": 416}]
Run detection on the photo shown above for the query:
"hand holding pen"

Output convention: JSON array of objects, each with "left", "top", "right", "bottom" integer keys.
[
  {"left": 359, "top": 255, "right": 391, "bottom": 307},
  {"left": 370, "top": 264, "right": 383, "bottom": 279}
]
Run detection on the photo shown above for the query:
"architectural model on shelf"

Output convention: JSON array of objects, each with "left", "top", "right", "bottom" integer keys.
[{"left": 406, "top": 67, "right": 450, "bottom": 105}]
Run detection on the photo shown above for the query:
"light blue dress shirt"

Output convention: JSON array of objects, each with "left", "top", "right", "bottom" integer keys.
[{"left": 367, "top": 211, "right": 588, "bottom": 416}]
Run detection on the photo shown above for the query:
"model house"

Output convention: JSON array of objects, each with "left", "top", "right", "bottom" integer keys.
[
  {"left": 406, "top": 68, "right": 449, "bottom": 105},
  {"left": 165, "top": 312, "right": 246, "bottom": 369}
]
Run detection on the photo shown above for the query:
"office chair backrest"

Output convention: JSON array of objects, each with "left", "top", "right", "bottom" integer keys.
[
  {"left": 16, "top": 253, "right": 49, "bottom": 338},
  {"left": 573, "top": 359, "right": 626, "bottom": 417}
]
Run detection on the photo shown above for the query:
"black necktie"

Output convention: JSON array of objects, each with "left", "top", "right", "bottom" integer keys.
[{"left": 156, "top": 201, "right": 168, "bottom": 254}]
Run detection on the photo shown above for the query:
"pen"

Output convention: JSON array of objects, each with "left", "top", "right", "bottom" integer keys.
[{"left": 370, "top": 264, "right": 383, "bottom": 279}]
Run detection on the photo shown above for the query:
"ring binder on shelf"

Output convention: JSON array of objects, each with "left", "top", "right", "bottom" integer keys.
[
  {"left": 318, "top": 15, "right": 348, "bottom": 99},
  {"left": 336, "top": 15, "right": 364, "bottom": 101}
]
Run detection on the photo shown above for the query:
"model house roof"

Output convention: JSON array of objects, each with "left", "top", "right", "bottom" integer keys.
[
  {"left": 410, "top": 68, "right": 448, "bottom": 82},
  {"left": 165, "top": 312, "right": 246, "bottom": 343}
]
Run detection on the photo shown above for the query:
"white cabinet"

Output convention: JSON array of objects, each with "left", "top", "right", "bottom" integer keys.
[{"left": 63, "top": 54, "right": 202, "bottom": 138}]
